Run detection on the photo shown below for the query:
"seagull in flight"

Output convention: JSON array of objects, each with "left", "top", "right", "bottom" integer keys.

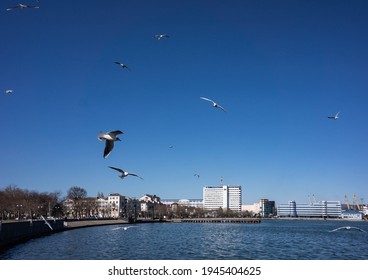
[
  {"left": 112, "top": 225, "right": 137, "bottom": 231},
  {"left": 109, "top": 166, "right": 144, "bottom": 180},
  {"left": 114, "top": 61, "right": 130, "bottom": 71},
  {"left": 328, "top": 112, "right": 340, "bottom": 120},
  {"left": 6, "top": 4, "right": 39, "bottom": 11},
  {"left": 194, "top": 174, "right": 200, "bottom": 178},
  {"left": 98, "top": 130, "right": 123, "bottom": 158},
  {"left": 154, "top": 34, "right": 170, "bottom": 40},
  {"left": 200, "top": 97, "right": 226, "bottom": 112},
  {"left": 5, "top": 90, "right": 13, "bottom": 94},
  {"left": 329, "top": 226, "right": 366, "bottom": 233}
]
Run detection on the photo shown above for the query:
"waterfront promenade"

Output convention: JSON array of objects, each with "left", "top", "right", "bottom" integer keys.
[{"left": 64, "top": 219, "right": 129, "bottom": 229}]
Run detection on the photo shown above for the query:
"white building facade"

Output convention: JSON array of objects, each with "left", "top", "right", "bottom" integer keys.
[
  {"left": 203, "top": 185, "right": 242, "bottom": 211},
  {"left": 277, "top": 200, "right": 342, "bottom": 218},
  {"left": 107, "top": 194, "right": 126, "bottom": 218}
]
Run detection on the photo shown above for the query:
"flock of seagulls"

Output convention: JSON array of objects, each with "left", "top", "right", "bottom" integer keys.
[{"left": 3, "top": 3, "right": 343, "bottom": 190}]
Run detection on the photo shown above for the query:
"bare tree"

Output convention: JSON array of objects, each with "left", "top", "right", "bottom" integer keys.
[{"left": 67, "top": 186, "right": 87, "bottom": 218}]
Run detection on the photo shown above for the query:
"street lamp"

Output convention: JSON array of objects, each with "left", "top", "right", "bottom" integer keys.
[{"left": 16, "top": 204, "right": 22, "bottom": 222}]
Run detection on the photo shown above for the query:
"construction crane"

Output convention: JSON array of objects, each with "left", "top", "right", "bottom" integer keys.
[
  {"left": 344, "top": 195, "right": 351, "bottom": 210},
  {"left": 353, "top": 194, "right": 361, "bottom": 211}
]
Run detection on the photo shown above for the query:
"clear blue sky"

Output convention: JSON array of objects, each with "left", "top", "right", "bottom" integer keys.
[{"left": 1, "top": 0, "right": 367, "bottom": 205}]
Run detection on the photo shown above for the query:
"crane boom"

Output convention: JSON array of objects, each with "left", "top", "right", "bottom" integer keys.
[
  {"left": 353, "top": 194, "right": 361, "bottom": 211},
  {"left": 344, "top": 195, "right": 351, "bottom": 210}
]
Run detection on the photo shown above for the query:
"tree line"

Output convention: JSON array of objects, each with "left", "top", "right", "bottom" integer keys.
[{"left": 0, "top": 185, "right": 89, "bottom": 221}]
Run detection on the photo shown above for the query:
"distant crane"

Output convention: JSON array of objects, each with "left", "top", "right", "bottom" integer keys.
[
  {"left": 344, "top": 195, "right": 352, "bottom": 210},
  {"left": 353, "top": 194, "right": 361, "bottom": 211}
]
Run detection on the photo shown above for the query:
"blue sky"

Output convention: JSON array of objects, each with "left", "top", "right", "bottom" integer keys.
[{"left": 1, "top": 0, "right": 367, "bottom": 205}]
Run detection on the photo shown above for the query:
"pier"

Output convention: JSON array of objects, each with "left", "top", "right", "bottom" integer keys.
[{"left": 171, "top": 218, "right": 261, "bottom": 223}]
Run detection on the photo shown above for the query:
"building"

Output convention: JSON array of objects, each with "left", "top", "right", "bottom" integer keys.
[
  {"left": 96, "top": 197, "right": 110, "bottom": 218},
  {"left": 341, "top": 210, "right": 363, "bottom": 220},
  {"left": 107, "top": 193, "right": 126, "bottom": 218},
  {"left": 203, "top": 185, "right": 242, "bottom": 211},
  {"left": 139, "top": 194, "right": 162, "bottom": 212},
  {"left": 242, "top": 203, "right": 260, "bottom": 215},
  {"left": 259, "top": 199, "right": 276, "bottom": 217},
  {"left": 277, "top": 200, "right": 342, "bottom": 218},
  {"left": 161, "top": 199, "right": 203, "bottom": 208}
]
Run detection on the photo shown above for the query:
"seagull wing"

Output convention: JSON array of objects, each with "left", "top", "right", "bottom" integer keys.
[
  {"left": 109, "top": 166, "right": 125, "bottom": 173},
  {"left": 350, "top": 227, "right": 367, "bottom": 232},
  {"left": 104, "top": 140, "right": 114, "bottom": 158},
  {"left": 329, "top": 227, "right": 342, "bottom": 232},
  {"left": 129, "top": 173, "right": 144, "bottom": 180},
  {"left": 108, "top": 130, "right": 123, "bottom": 137},
  {"left": 200, "top": 97, "right": 215, "bottom": 104},
  {"left": 217, "top": 104, "right": 226, "bottom": 112}
]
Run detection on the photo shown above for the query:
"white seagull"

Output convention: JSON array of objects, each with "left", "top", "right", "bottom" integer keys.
[
  {"left": 114, "top": 61, "right": 130, "bottom": 71},
  {"left": 109, "top": 166, "right": 144, "bottom": 180},
  {"left": 112, "top": 226, "right": 137, "bottom": 231},
  {"left": 98, "top": 130, "right": 123, "bottom": 158},
  {"left": 6, "top": 4, "right": 39, "bottom": 11},
  {"left": 328, "top": 112, "right": 340, "bottom": 120},
  {"left": 5, "top": 90, "right": 13, "bottom": 94},
  {"left": 329, "top": 226, "right": 367, "bottom": 233},
  {"left": 154, "top": 34, "right": 170, "bottom": 40},
  {"left": 200, "top": 97, "right": 226, "bottom": 112}
]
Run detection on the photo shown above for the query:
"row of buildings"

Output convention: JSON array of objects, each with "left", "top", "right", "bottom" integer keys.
[{"left": 62, "top": 185, "right": 367, "bottom": 220}]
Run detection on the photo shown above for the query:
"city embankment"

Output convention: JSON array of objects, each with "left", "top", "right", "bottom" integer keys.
[{"left": 0, "top": 218, "right": 134, "bottom": 251}]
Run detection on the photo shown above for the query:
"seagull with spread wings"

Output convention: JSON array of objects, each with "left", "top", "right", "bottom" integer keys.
[
  {"left": 114, "top": 61, "right": 130, "bottom": 71},
  {"left": 329, "top": 226, "right": 366, "bottom": 233},
  {"left": 200, "top": 97, "right": 226, "bottom": 112},
  {"left": 5, "top": 90, "right": 13, "bottom": 94},
  {"left": 154, "top": 34, "right": 170, "bottom": 40},
  {"left": 98, "top": 130, "right": 123, "bottom": 158},
  {"left": 6, "top": 4, "right": 39, "bottom": 11},
  {"left": 328, "top": 112, "right": 340, "bottom": 120},
  {"left": 109, "top": 166, "right": 144, "bottom": 180},
  {"left": 112, "top": 226, "right": 137, "bottom": 231}
]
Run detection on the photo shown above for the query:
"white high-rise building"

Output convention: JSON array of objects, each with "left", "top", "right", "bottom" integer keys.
[{"left": 203, "top": 185, "right": 242, "bottom": 211}]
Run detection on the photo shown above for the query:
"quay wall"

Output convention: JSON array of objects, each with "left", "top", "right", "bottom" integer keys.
[
  {"left": 0, "top": 218, "right": 143, "bottom": 250},
  {"left": 0, "top": 220, "right": 64, "bottom": 249}
]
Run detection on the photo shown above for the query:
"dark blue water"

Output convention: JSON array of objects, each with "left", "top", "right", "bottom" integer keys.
[{"left": 1, "top": 220, "right": 368, "bottom": 260}]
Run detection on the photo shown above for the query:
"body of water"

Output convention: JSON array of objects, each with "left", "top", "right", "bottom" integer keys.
[{"left": 1, "top": 220, "right": 368, "bottom": 260}]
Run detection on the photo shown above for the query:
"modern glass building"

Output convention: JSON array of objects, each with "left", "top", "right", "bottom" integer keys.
[
  {"left": 259, "top": 199, "right": 276, "bottom": 217},
  {"left": 203, "top": 185, "right": 242, "bottom": 211},
  {"left": 277, "top": 200, "right": 342, "bottom": 218}
]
